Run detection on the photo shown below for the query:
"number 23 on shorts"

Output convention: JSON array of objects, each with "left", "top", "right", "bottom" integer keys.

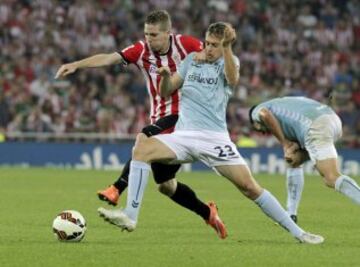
[{"left": 214, "top": 145, "right": 236, "bottom": 158}]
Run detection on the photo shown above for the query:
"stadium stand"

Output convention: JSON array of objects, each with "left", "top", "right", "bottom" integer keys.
[{"left": 0, "top": 0, "right": 358, "bottom": 146}]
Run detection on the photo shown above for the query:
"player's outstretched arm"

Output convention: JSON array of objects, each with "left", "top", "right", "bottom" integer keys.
[
  {"left": 55, "top": 52, "right": 123, "bottom": 79},
  {"left": 221, "top": 24, "right": 239, "bottom": 87},
  {"left": 157, "top": 67, "right": 183, "bottom": 97}
]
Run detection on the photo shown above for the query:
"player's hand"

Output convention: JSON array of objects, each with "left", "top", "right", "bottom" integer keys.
[
  {"left": 284, "top": 141, "right": 299, "bottom": 154},
  {"left": 156, "top": 66, "right": 171, "bottom": 77},
  {"left": 285, "top": 151, "right": 300, "bottom": 167},
  {"left": 55, "top": 63, "right": 78, "bottom": 79},
  {"left": 283, "top": 141, "right": 299, "bottom": 162},
  {"left": 221, "top": 24, "right": 236, "bottom": 48},
  {"left": 193, "top": 50, "right": 206, "bottom": 63},
  {"left": 286, "top": 149, "right": 309, "bottom": 168}
]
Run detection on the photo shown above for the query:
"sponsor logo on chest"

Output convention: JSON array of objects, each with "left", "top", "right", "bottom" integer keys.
[{"left": 187, "top": 73, "right": 219, "bottom": 85}]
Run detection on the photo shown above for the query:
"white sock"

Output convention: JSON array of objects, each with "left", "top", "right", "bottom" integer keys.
[
  {"left": 286, "top": 167, "right": 304, "bottom": 216},
  {"left": 335, "top": 175, "right": 360, "bottom": 205},
  {"left": 254, "top": 190, "right": 304, "bottom": 238},
  {"left": 124, "top": 160, "right": 151, "bottom": 222}
]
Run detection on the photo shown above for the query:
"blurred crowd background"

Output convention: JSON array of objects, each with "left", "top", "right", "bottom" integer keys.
[{"left": 0, "top": 0, "right": 359, "bottom": 147}]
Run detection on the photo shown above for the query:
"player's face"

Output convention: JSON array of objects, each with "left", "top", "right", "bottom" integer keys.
[
  {"left": 144, "top": 23, "right": 170, "bottom": 53},
  {"left": 205, "top": 34, "right": 222, "bottom": 62}
]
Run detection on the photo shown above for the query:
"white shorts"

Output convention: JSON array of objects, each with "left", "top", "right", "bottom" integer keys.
[
  {"left": 304, "top": 114, "right": 342, "bottom": 163},
  {"left": 154, "top": 130, "right": 247, "bottom": 168}
]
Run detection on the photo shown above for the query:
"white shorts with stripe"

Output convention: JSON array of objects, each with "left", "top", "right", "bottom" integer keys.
[
  {"left": 304, "top": 114, "right": 342, "bottom": 163},
  {"left": 154, "top": 130, "right": 247, "bottom": 167}
]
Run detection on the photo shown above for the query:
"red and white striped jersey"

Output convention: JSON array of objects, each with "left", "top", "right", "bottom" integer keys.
[{"left": 119, "top": 34, "right": 202, "bottom": 123}]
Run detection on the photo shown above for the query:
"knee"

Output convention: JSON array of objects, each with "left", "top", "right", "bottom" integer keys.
[
  {"left": 236, "top": 178, "right": 262, "bottom": 200},
  {"left": 316, "top": 159, "right": 341, "bottom": 189},
  {"left": 321, "top": 171, "right": 341, "bottom": 189},
  {"left": 323, "top": 175, "right": 338, "bottom": 188},
  {"left": 158, "top": 179, "right": 177, "bottom": 197},
  {"left": 133, "top": 134, "right": 149, "bottom": 161},
  {"left": 241, "top": 184, "right": 262, "bottom": 200}
]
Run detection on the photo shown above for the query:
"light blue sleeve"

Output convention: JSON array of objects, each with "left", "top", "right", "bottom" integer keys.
[
  {"left": 178, "top": 52, "right": 195, "bottom": 80},
  {"left": 251, "top": 105, "right": 265, "bottom": 123}
]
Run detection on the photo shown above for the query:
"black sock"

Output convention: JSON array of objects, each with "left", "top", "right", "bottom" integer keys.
[
  {"left": 170, "top": 182, "right": 210, "bottom": 220},
  {"left": 113, "top": 159, "right": 130, "bottom": 194}
]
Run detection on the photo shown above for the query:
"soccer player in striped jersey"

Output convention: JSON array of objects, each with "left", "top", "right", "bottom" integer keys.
[
  {"left": 55, "top": 10, "right": 227, "bottom": 239},
  {"left": 249, "top": 96, "right": 360, "bottom": 223},
  {"left": 98, "top": 22, "right": 324, "bottom": 244}
]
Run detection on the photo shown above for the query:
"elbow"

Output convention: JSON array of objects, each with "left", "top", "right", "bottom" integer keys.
[
  {"left": 225, "top": 72, "right": 239, "bottom": 88},
  {"left": 108, "top": 52, "right": 122, "bottom": 65},
  {"left": 228, "top": 77, "right": 239, "bottom": 88}
]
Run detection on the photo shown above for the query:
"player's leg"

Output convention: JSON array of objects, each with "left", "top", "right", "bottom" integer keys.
[
  {"left": 126, "top": 133, "right": 179, "bottom": 221},
  {"left": 97, "top": 116, "right": 178, "bottom": 205},
  {"left": 316, "top": 158, "right": 360, "bottom": 205},
  {"left": 194, "top": 130, "right": 322, "bottom": 243},
  {"left": 307, "top": 113, "right": 360, "bottom": 204},
  {"left": 98, "top": 133, "right": 177, "bottom": 230},
  {"left": 215, "top": 164, "right": 323, "bottom": 244},
  {"left": 152, "top": 163, "right": 227, "bottom": 239},
  {"left": 286, "top": 167, "right": 304, "bottom": 222},
  {"left": 152, "top": 163, "right": 210, "bottom": 221},
  {"left": 285, "top": 149, "right": 309, "bottom": 222}
]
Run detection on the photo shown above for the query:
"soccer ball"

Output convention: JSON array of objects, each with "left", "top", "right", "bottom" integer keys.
[{"left": 52, "top": 210, "right": 87, "bottom": 242}]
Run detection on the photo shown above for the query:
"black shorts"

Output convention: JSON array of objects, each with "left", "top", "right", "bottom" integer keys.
[
  {"left": 141, "top": 114, "right": 178, "bottom": 137},
  {"left": 141, "top": 115, "right": 181, "bottom": 184}
]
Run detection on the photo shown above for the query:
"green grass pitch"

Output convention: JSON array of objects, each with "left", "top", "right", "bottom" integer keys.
[{"left": 1, "top": 167, "right": 359, "bottom": 267}]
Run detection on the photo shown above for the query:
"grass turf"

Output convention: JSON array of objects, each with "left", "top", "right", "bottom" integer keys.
[{"left": 0, "top": 167, "right": 359, "bottom": 267}]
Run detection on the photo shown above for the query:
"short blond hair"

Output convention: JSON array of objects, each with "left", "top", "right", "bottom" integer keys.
[
  {"left": 207, "top": 22, "right": 228, "bottom": 38},
  {"left": 145, "top": 10, "right": 172, "bottom": 31}
]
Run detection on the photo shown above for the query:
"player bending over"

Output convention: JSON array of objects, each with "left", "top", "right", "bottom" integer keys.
[{"left": 249, "top": 96, "right": 360, "bottom": 223}]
